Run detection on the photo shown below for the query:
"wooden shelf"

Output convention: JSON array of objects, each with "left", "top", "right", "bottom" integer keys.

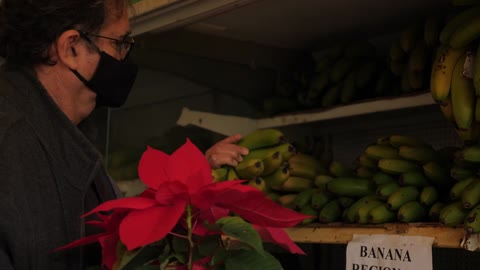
[
  {"left": 284, "top": 223, "right": 469, "bottom": 249},
  {"left": 130, "top": 0, "right": 258, "bottom": 36},
  {"left": 176, "top": 92, "right": 437, "bottom": 136}
]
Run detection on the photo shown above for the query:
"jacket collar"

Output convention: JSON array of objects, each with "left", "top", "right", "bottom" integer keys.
[{"left": 1, "top": 66, "right": 102, "bottom": 191}]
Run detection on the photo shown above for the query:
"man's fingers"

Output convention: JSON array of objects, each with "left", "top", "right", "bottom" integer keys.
[{"left": 221, "top": 134, "right": 243, "bottom": 144}]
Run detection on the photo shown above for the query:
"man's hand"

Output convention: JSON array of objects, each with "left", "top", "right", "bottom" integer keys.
[{"left": 205, "top": 134, "right": 249, "bottom": 169}]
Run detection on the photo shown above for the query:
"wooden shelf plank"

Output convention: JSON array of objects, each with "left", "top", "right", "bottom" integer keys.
[
  {"left": 176, "top": 92, "right": 437, "bottom": 136},
  {"left": 285, "top": 223, "right": 465, "bottom": 249}
]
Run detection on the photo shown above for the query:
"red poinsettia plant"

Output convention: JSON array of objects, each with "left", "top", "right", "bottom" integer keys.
[{"left": 57, "top": 139, "right": 310, "bottom": 270}]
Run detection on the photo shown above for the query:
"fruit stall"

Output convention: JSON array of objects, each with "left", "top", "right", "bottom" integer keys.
[{"left": 101, "top": 0, "right": 480, "bottom": 269}]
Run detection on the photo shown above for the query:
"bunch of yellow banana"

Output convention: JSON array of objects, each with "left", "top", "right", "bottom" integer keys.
[
  {"left": 388, "top": 17, "right": 441, "bottom": 94},
  {"left": 428, "top": 5, "right": 480, "bottom": 144}
]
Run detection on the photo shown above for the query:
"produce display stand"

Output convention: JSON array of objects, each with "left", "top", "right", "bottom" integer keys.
[{"left": 285, "top": 223, "right": 466, "bottom": 249}]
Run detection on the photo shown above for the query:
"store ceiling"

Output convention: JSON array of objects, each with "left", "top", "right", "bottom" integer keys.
[{"left": 182, "top": 0, "right": 451, "bottom": 50}]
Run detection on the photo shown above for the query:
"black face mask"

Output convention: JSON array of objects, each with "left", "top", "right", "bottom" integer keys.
[{"left": 71, "top": 51, "right": 138, "bottom": 108}]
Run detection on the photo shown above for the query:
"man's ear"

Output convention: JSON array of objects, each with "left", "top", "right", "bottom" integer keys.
[{"left": 55, "top": 30, "right": 81, "bottom": 70}]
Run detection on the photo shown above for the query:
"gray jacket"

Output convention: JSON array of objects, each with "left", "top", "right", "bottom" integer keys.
[{"left": 0, "top": 66, "right": 118, "bottom": 269}]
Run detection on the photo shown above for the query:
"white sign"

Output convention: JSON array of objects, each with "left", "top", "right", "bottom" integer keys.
[{"left": 346, "top": 234, "right": 434, "bottom": 270}]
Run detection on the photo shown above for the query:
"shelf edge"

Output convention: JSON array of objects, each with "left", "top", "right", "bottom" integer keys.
[
  {"left": 176, "top": 92, "right": 437, "bottom": 136},
  {"left": 284, "top": 223, "right": 466, "bottom": 249}
]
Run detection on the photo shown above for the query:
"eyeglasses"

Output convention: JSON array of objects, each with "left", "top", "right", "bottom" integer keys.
[{"left": 79, "top": 31, "right": 135, "bottom": 61}]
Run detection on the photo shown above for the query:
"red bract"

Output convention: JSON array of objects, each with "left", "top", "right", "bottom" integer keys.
[
  {"left": 54, "top": 211, "right": 127, "bottom": 269},
  {"left": 253, "top": 226, "right": 305, "bottom": 255},
  {"left": 57, "top": 139, "right": 310, "bottom": 268}
]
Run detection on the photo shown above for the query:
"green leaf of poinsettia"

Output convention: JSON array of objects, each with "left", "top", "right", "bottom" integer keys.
[
  {"left": 216, "top": 216, "right": 263, "bottom": 254},
  {"left": 225, "top": 250, "right": 283, "bottom": 270},
  {"left": 118, "top": 245, "right": 162, "bottom": 270},
  {"left": 197, "top": 235, "right": 222, "bottom": 257}
]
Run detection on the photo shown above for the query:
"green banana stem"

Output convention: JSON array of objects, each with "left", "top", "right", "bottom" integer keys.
[{"left": 186, "top": 204, "right": 194, "bottom": 270}]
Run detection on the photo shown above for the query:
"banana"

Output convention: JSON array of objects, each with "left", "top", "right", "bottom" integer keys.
[
  {"left": 345, "top": 195, "right": 380, "bottom": 223},
  {"left": 419, "top": 186, "right": 439, "bottom": 206},
  {"left": 476, "top": 97, "right": 480, "bottom": 120},
  {"left": 372, "top": 171, "right": 396, "bottom": 185},
  {"left": 400, "top": 25, "right": 422, "bottom": 53},
  {"left": 212, "top": 167, "right": 228, "bottom": 182},
  {"left": 449, "top": 16, "right": 480, "bottom": 48},
  {"left": 374, "top": 69, "right": 393, "bottom": 96},
  {"left": 293, "top": 189, "right": 316, "bottom": 210},
  {"left": 422, "top": 161, "right": 452, "bottom": 188},
  {"left": 321, "top": 84, "right": 342, "bottom": 107},
  {"left": 474, "top": 44, "right": 480, "bottom": 95},
  {"left": 265, "top": 191, "right": 280, "bottom": 202},
  {"left": 407, "top": 70, "right": 424, "bottom": 90},
  {"left": 260, "top": 151, "right": 284, "bottom": 176},
  {"left": 357, "top": 200, "right": 383, "bottom": 224},
  {"left": 299, "top": 206, "right": 318, "bottom": 225},
  {"left": 398, "top": 201, "right": 427, "bottom": 222},
  {"left": 424, "top": 16, "right": 441, "bottom": 48},
  {"left": 398, "top": 145, "right": 438, "bottom": 164},
  {"left": 456, "top": 124, "right": 480, "bottom": 145},
  {"left": 329, "top": 57, "right": 354, "bottom": 83},
  {"left": 399, "top": 171, "right": 430, "bottom": 187},
  {"left": 329, "top": 161, "right": 353, "bottom": 177},
  {"left": 318, "top": 200, "right": 342, "bottom": 223},
  {"left": 311, "top": 189, "right": 334, "bottom": 210},
  {"left": 243, "top": 149, "right": 283, "bottom": 176},
  {"left": 248, "top": 177, "right": 268, "bottom": 193},
  {"left": 439, "top": 6, "right": 480, "bottom": 44},
  {"left": 430, "top": 46, "right": 467, "bottom": 103},
  {"left": 439, "top": 97, "right": 455, "bottom": 122},
  {"left": 270, "top": 143, "right": 296, "bottom": 161},
  {"left": 388, "top": 135, "right": 428, "bottom": 148},
  {"left": 390, "top": 60, "right": 406, "bottom": 77},
  {"left": 237, "top": 128, "right": 286, "bottom": 150},
  {"left": 390, "top": 40, "right": 407, "bottom": 61},
  {"left": 288, "top": 161, "right": 316, "bottom": 180},
  {"left": 226, "top": 167, "right": 240, "bottom": 180},
  {"left": 326, "top": 177, "right": 376, "bottom": 197},
  {"left": 357, "top": 153, "right": 377, "bottom": 169},
  {"left": 262, "top": 163, "right": 289, "bottom": 190},
  {"left": 376, "top": 181, "right": 400, "bottom": 200},
  {"left": 365, "top": 144, "right": 399, "bottom": 160},
  {"left": 451, "top": 52, "right": 475, "bottom": 129},
  {"left": 307, "top": 72, "right": 329, "bottom": 99},
  {"left": 401, "top": 69, "right": 414, "bottom": 93},
  {"left": 408, "top": 40, "right": 429, "bottom": 72},
  {"left": 378, "top": 159, "right": 420, "bottom": 175},
  {"left": 355, "top": 61, "right": 377, "bottom": 89},
  {"left": 340, "top": 69, "right": 358, "bottom": 104},
  {"left": 450, "top": 177, "right": 476, "bottom": 200},
  {"left": 281, "top": 176, "right": 314, "bottom": 192},
  {"left": 462, "top": 178, "right": 480, "bottom": 208},
  {"left": 439, "top": 201, "right": 470, "bottom": 227},
  {"left": 459, "top": 144, "right": 480, "bottom": 163},
  {"left": 376, "top": 136, "right": 391, "bottom": 145},
  {"left": 450, "top": 166, "right": 476, "bottom": 181},
  {"left": 428, "top": 202, "right": 445, "bottom": 221},
  {"left": 234, "top": 158, "right": 264, "bottom": 180},
  {"left": 288, "top": 153, "right": 322, "bottom": 171},
  {"left": 438, "top": 146, "right": 461, "bottom": 164},
  {"left": 387, "top": 186, "right": 420, "bottom": 210},
  {"left": 368, "top": 203, "right": 397, "bottom": 224},
  {"left": 337, "top": 196, "right": 356, "bottom": 209},
  {"left": 277, "top": 193, "right": 297, "bottom": 209},
  {"left": 355, "top": 166, "right": 375, "bottom": 179},
  {"left": 314, "top": 174, "right": 334, "bottom": 189},
  {"left": 464, "top": 204, "right": 480, "bottom": 234}
]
